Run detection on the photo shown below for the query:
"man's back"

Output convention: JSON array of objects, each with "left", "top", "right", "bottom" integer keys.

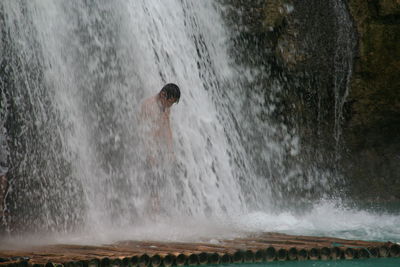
[
  {"left": 137, "top": 84, "right": 180, "bottom": 214},
  {"left": 139, "top": 83, "right": 180, "bottom": 165},
  {"left": 140, "top": 95, "right": 172, "bottom": 150}
]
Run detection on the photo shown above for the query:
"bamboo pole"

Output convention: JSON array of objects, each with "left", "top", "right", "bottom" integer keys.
[
  {"left": 150, "top": 255, "right": 161, "bottom": 267},
  {"left": 287, "top": 248, "right": 297, "bottom": 261},
  {"left": 243, "top": 250, "right": 254, "bottom": 263},
  {"left": 162, "top": 254, "right": 175, "bottom": 267},
  {"left": 357, "top": 248, "right": 369, "bottom": 259},
  {"left": 122, "top": 257, "right": 131, "bottom": 267},
  {"left": 208, "top": 253, "right": 219, "bottom": 264},
  {"left": 368, "top": 247, "right": 379, "bottom": 258},
  {"left": 219, "top": 253, "right": 231, "bottom": 264},
  {"left": 174, "top": 254, "right": 186, "bottom": 266},
  {"left": 344, "top": 248, "right": 355, "bottom": 260},
  {"left": 197, "top": 252, "right": 208, "bottom": 265},
  {"left": 265, "top": 247, "right": 276, "bottom": 262},
  {"left": 330, "top": 247, "right": 342, "bottom": 260},
  {"left": 19, "top": 260, "right": 30, "bottom": 267},
  {"left": 111, "top": 258, "right": 122, "bottom": 267},
  {"left": 320, "top": 247, "right": 331, "bottom": 260},
  {"left": 100, "top": 257, "right": 111, "bottom": 267},
  {"left": 390, "top": 244, "right": 400, "bottom": 257},
  {"left": 297, "top": 249, "right": 308, "bottom": 261},
  {"left": 309, "top": 248, "right": 320, "bottom": 260},
  {"left": 187, "top": 254, "right": 198, "bottom": 266},
  {"left": 379, "top": 245, "right": 389, "bottom": 257},
  {"left": 138, "top": 254, "right": 150, "bottom": 267},
  {"left": 90, "top": 259, "right": 104, "bottom": 267},
  {"left": 231, "top": 250, "right": 243, "bottom": 263},
  {"left": 277, "top": 249, "right": 287, "bottom": 261},
  {"left": 254, "top": 249, "right": 265, "bottom": 262}
]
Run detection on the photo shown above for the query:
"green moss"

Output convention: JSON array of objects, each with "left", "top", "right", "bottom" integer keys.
[
  {"left": 341, "top": 0, "right": 400, "bottom": 200},
  {"left": 379, "top": 0, "right": 400, "bottom": 16},
  {"left": 263, "top": 0, "right": 291, "bottom": 30}
]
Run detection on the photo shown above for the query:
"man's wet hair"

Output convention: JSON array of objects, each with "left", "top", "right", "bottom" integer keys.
[{"left": 161, "top": 83, "right": 180, "bottom": 102}]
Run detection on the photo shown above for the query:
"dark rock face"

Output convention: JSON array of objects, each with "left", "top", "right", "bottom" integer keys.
[
  {"left": 222, "top": 0, "right": 357, "bottom": 203},
  {"left": 223, "top": 0, "right": 399, "bottom": 202},
  {"left": 345, "top": 0, "right": 400, "bottom": 201}
]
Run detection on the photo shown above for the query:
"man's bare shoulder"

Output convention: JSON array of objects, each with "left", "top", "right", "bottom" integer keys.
[
  {"left": 145, "top": 95, "right": 158, "bottom": 104},
  {"left": 140, "top": 95, "right": 158, "bottom": 117},
  {"left": 140, "top": 95, "right": 152, "bottom": 108},
  {"left": 143, "top": 95, "right": 159, "bottom": 107}
]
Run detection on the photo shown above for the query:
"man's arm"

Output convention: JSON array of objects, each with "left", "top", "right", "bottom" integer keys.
[
  {"left": 139, "top": 97, "right": 158, "bottom": 165},
  {"left": 165, "top": 111, "right": 174, "bottom": 154}
]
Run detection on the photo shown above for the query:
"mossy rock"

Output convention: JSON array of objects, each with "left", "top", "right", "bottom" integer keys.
[
  {"left": 263, "top": 0, "right": 293, "bottom": 30},
  {"left": 378, "top": 0, "right": 400, "bottom": 16},
  {"left": 362, "top": 23, "right": 400, "bottom": 69},
  {"left": 349, "top": 22, "right": 400, "bottom": 127}
]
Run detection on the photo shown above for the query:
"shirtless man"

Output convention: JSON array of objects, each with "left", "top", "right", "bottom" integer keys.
[
  {"left": 139, "top": 83, "right": 180, "bottom": 215},
  {"left": 140, "top": 83, "right": 180, "bottom": 165}
]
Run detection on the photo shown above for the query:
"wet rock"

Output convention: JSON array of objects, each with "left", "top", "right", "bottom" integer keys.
[
  {"left": 344, "top": 0, "right": 400, "bottom": 200},
  {"left": 253, "top": 0, "right": 400, "bottom": 201},
  {"left": 379, "top": 0, "right": 400, "bottom": 16},
  {"left": 263, "top": 0, "right": 294, "bottom": 31}
]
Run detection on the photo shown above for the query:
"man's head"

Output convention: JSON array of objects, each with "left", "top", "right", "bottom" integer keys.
[{"left": 159, "top": 83, "right": 180, "bottom": 108}]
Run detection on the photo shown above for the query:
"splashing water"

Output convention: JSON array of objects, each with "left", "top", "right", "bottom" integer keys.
[
  {"left": 1, "top": 0, "right": 399, "bottom": 244},
  {"left": 238, "top": 200, "right": 400, "bottom": 243},
  {"left": 1, "top": 0, "right": 273, "bottom": 234}
]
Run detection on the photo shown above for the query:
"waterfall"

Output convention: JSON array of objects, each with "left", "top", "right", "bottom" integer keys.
[
  {"left": 0, "top": 0, "right": 279, "bottom": 235},
  {"left": 1, "top": 0, "right": 400, "bottom": 245},
  {"left": 332, "top": 0, "right": 356, "bottom": 167}
]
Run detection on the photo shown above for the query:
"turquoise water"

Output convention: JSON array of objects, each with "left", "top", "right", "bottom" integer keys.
[{"left": 208, "top": 258, "right": 400, "bottom": 267}]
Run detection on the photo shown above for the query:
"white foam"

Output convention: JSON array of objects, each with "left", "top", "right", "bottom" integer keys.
[
  {"left": 2, "top": 0, "right": 396, "bottom": 248},
  {"left": 237, "top": 201, "right": 400, "bottom": 242}
]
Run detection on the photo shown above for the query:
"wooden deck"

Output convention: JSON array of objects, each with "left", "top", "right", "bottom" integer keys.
[{"left": 0, "top": 232, "right": 399, "bottom": 266}]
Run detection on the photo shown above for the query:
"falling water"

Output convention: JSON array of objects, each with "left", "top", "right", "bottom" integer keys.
[
  {"left": 332, "top": 0, "right": 356, "bottom": 167},
  {"left": 0, "top": 0, "right": 279, "bottom": 236},
  {"left": 1, "top": 0, "right": 400, "bottom": 244}
]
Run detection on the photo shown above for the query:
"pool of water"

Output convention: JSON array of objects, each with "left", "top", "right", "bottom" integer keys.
[{"left": 208, "top": 258, "right": 400, "bottom": 267}]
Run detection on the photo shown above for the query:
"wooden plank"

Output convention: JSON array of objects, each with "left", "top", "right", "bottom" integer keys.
[{"left": 0, "top": 232, "right": 398, "bottom": 265}]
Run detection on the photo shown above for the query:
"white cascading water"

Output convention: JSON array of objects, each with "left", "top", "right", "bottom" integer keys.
[
  {"left": 332, "top": 0, "right": 356, "bottom": 165},
  {"left": 1, "top": 0, "right": 400, "bottom": 244},
  {"left": 1, "top": 0, "right": 275, "bottom": 240}
]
